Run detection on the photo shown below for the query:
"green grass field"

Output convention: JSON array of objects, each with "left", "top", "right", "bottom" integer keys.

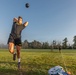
[{"left": 0, "top": 49, "right": 76, "bottom": 75}]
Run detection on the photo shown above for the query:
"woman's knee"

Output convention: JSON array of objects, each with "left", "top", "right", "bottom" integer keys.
[
  {"left": 8, "top": 42, "right": 14, "bottom": 54},
  {"left": 9, "top": 50, "right": 14, "bottom": 54}
]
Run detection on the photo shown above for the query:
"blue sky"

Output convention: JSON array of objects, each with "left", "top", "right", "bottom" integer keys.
[{"left": 0, "top": 0, "right": 76, "bottom": 44}]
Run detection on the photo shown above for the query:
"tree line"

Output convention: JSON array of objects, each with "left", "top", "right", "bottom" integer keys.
[
  {"left": 0, "top": 36, "right": 76, "bottom": 49},
  {"left": 22, "top": 35, "right": 76, "bottom": 49}
]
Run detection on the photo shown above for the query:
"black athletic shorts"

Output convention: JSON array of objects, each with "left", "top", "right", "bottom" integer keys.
[{"left": 8, "top": 34, "right": 22, "bottom": 46}]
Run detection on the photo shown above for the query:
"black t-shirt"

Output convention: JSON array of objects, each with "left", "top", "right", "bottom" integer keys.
[{"left": 10, "top": 22, "right": 25, "bottom": 39}]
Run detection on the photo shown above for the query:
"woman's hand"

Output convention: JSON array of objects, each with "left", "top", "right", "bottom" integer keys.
[
  {"left": 23, "top": 21, "right": 29, "bottom": 26},
  {"left": 13, "top": 18, "right": 18, "bottom": 22}
]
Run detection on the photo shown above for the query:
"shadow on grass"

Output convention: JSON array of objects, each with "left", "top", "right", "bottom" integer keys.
[
  {"left": 0, "top": 61, "right": 17, "bottom": 75},
  {"left": 0, "top": 61, "right": 50, "bottom": 75},
  {"left": 0, "top": 68, "right": 47, "bottom": 75},
  {"left": 0, "top": 60, "right": 68, "bottom": 75}
]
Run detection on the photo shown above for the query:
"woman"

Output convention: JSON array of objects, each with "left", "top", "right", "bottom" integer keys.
[{"left": 8, "top": 16, "right": 28, "bottom": 69}]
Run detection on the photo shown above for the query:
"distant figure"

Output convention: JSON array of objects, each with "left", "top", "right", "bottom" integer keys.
[
  {"left": 59, "top": 45, "right": 61, "bottom": 53},
  {"left": 51, "top": 45, "right": 53, "bottom": 52},
  {"left": 7, "top": 16, "right": 28, "bottom": 69}
]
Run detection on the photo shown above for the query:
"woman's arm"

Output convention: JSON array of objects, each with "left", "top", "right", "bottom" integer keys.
[
  {"left": 13, "top": 18, "right": 18, "bottom": 23},
  {"left": 23, "top": 21, "right": 29, "bottom": 27}
]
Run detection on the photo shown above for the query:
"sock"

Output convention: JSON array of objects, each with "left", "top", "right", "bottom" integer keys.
[{"left": 18, "top": 58, "right": 20, "bottom": 62}]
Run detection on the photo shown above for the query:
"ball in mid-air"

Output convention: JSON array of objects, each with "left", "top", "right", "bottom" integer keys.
[{"left": 25, "top": 3, "right": 29, "bottom": 8}]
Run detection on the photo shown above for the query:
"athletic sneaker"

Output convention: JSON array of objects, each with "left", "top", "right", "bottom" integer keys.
[
  {"left": 13, "top": 53, "right": 16, "bottom": 61},
  {"left": 18, "top": 62, "right": 21, "bottom": 69}
]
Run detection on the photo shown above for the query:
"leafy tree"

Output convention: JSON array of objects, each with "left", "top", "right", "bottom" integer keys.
[
  {"left": 22, "top": 40, "right": 28, "bottom": 49},
  {"left": 73, "top": 36, "right": 76, "bottom": 49},
  {"left": 42, "top": 42, "right": 49, "bottom": 49},
  {"left": 62, "top": 37, "right": 68, "bottom": 49},
  {"left": 52, "top": 40, "right": 57, "bottom": 49},
  {"left": 31, "top": 40, "right": 42, "bottom": 49}
]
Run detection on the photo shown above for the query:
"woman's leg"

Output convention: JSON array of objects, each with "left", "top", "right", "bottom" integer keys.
[
  {"left": 16, "top": 45, "right": 21, "bottom": 59},
  {"left": 16, "top": 45, "right": 21, "bottom": 69},
  {"left": 8, "top": 42, "right": 14, "bottom": 54}
]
